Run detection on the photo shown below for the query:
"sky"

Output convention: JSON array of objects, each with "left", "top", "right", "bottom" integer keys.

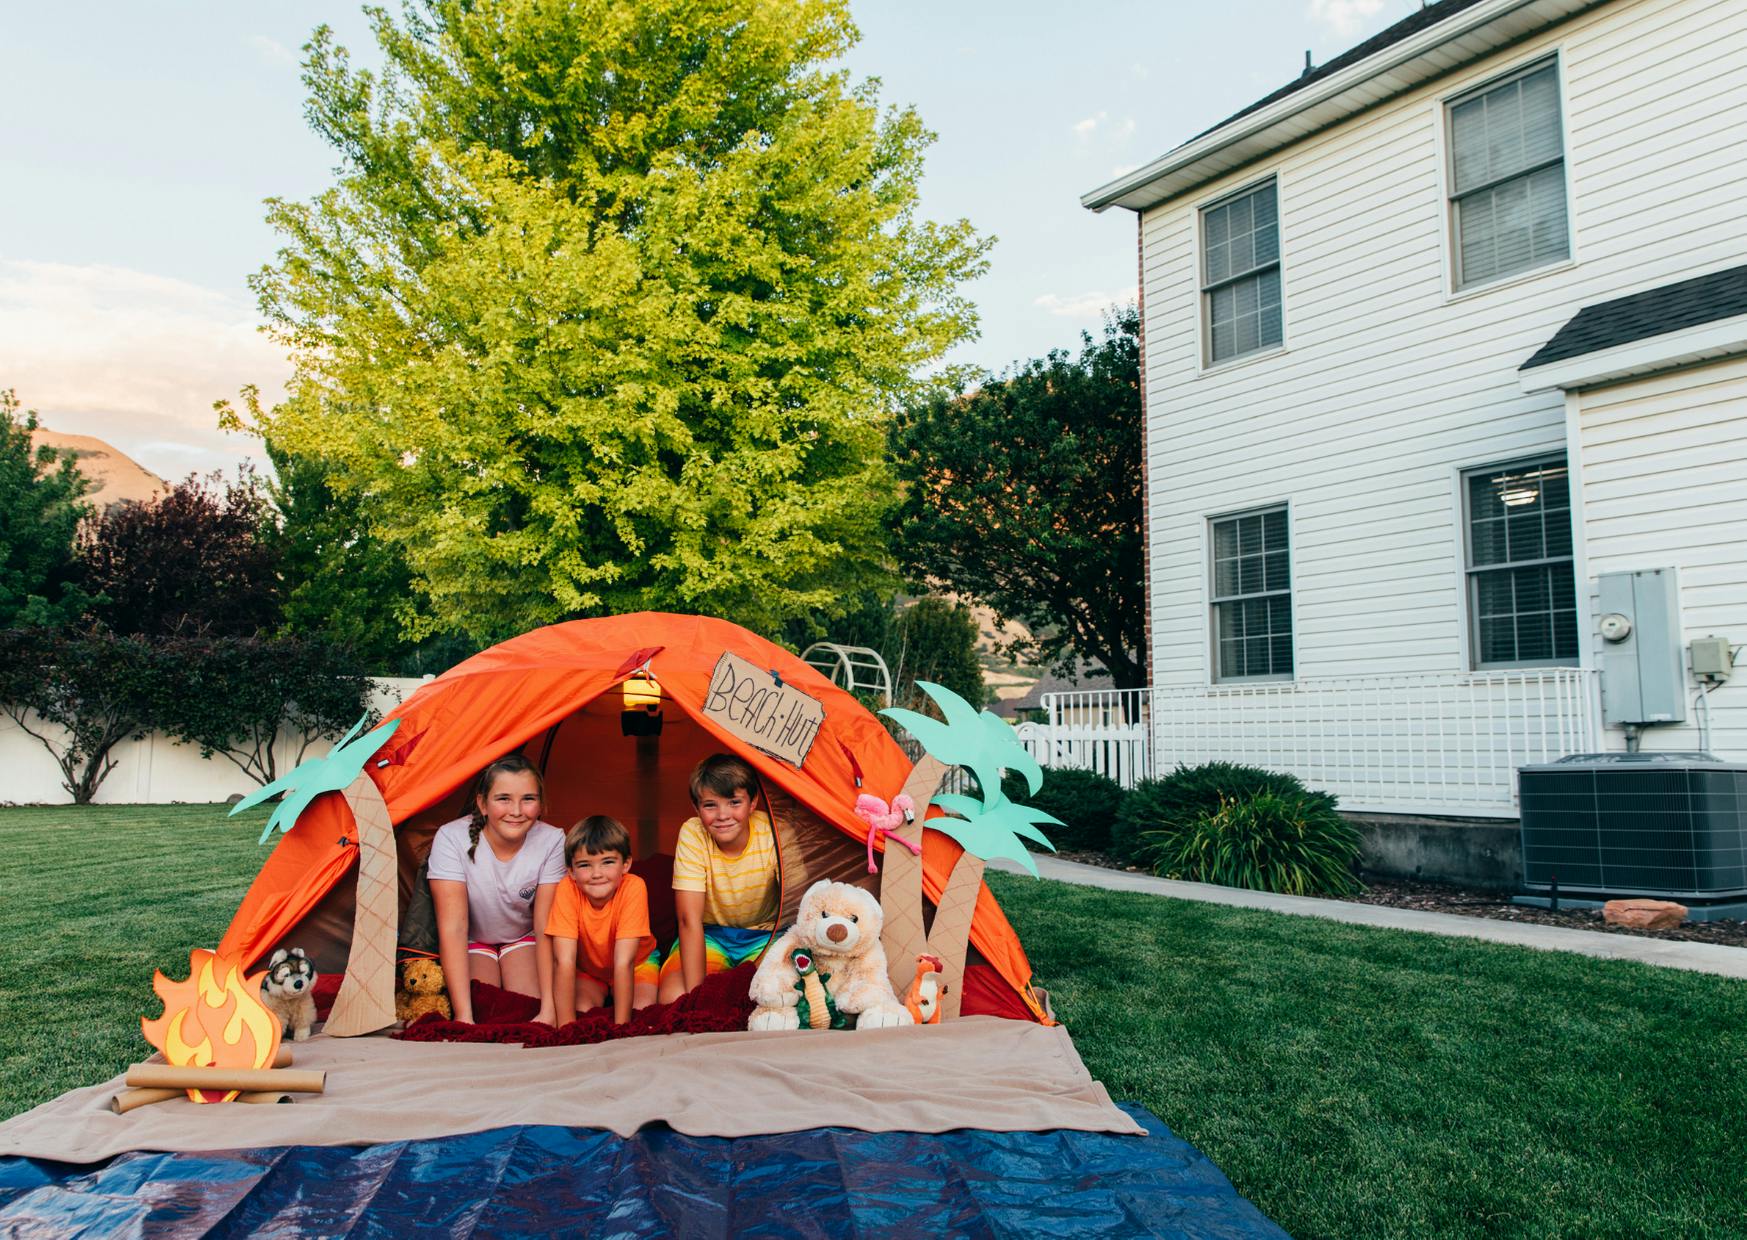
[{"left": 0, "top": 0, "right": 1413, "bottom": 480}]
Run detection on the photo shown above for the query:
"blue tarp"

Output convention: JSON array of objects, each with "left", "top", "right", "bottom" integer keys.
[{"left": 0, "top": 1105, "right": 1286, "bottom": 1238}]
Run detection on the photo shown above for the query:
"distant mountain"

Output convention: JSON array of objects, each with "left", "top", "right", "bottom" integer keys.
[{"left": 30, "top": 428, "right": 167, "bottom": 510}]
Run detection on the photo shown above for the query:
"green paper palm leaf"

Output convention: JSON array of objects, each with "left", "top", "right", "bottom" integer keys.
[
  {"left": 231, "top": 714, "right": 402, "bottom": 844},
  {"left": 882, "top": 680, "right": 1058, "bottom": 875}
]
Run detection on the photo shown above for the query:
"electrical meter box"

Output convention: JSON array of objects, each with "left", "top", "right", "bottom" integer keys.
[{"left": 1597, "top": 568, "right": 1686, "bottom": 725}]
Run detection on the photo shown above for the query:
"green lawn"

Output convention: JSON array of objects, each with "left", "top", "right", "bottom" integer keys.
[{"left": 2, "top": 805, "right": 1744, "bottom": 1238}]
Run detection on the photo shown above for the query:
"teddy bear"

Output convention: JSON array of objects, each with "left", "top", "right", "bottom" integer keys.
[
  {"left": 747, "top": 880, "right": 913, "bottom": 1032},
  {"left": 395, "top": 957, "right": 452, "bottom": 1024},
  {"left": 260, "top": 947, "right": 318, "bottom": 1042}
]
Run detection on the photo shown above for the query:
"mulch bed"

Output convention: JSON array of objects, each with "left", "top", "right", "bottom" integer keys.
[{"left": 1053, "top": 851, "right": 1747, "bottom": 949}]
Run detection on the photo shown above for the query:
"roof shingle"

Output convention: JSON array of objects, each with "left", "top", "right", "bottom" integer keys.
[{"left": 1520, "top": 264, "right": 1747, "bottom": 370}]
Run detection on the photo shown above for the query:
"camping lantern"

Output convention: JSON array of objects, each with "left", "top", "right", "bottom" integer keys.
[{"left": 621, "top": 675, "right": 663, "bottom": 737}]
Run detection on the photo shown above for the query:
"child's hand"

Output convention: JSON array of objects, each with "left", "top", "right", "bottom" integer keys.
[{"left": 532, "top": 1003, "right": 556, "bottom": 1027}]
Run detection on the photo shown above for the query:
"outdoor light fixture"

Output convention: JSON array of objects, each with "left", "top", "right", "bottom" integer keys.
[{"left": 621, "top": 675, "right": 663, "bottom": 737}]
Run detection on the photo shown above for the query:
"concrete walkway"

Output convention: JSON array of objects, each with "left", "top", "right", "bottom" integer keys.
[{"left": 990, "top": 855, "right": 1747, "bottom": 981}]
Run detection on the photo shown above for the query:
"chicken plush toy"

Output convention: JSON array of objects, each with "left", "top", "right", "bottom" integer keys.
[
  {"left": 748, "top": 881, "right": 913, "bottom": 1032},
  {"left": 905, "top": 953, "right": 946, "bottom": 1025}
]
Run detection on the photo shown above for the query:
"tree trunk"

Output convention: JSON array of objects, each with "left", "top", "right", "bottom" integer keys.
[
  {"left": 880, "top": 754, "right": 947, "bottom": 997},
  {"left": 323, "top": 772, "right": 398, "bottom": 1036},
  {"left": 924, "top": 851, "right": 984, "bottom": 1022}
]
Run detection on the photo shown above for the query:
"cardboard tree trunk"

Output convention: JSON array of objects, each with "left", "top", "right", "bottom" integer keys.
[
  {"left": 322, "top": 772, "right": 398, "bottom": 1036},
  {"left": 880, "top": 754, "right": 947, "bottom": 996},
  {"left": 923, "top": 851, "right": 984, "bottom": 1022}
]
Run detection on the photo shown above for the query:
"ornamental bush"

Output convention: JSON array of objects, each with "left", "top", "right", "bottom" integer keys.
[
  {"left": 1141, "top": 789, "right": 1362, "bottom": 898},
  {"left": 1110, "top": 760, "right": 1336, "bottom": 864},
  {"left": 1001, "top": 766, "right": 1126, "bottom": 854},
  {"left": 0, "top": 628, "right": 159, "bottom": 803}
]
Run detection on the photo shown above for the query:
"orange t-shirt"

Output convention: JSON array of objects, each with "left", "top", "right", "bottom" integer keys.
[{"left": 545, "top": 871, "right": 656, "bottom": 983}]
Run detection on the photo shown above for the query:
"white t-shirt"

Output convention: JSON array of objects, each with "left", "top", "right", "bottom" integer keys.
[{"left": 426, "top": 817, "right": 566, "bottom": 945}]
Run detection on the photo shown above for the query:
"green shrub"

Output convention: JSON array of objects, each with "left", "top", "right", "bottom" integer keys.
[
  {"left": 1111, "top": 760, "right": 1334, "bottom": 863},
  {"left": 1001, "top": 767, "right": 1126, "bottom": 853},
  {"left": 1142, "top": 789, "right": 1362, "bottom": 897}
]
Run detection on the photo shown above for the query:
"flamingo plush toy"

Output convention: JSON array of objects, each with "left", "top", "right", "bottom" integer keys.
[{"left": 853, "top": 793, "right": 923, "bottom": 874}]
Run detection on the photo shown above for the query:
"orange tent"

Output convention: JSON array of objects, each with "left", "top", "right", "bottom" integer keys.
[{"left": 217, "top": 613, "right": 1048, "bottom": 1022}]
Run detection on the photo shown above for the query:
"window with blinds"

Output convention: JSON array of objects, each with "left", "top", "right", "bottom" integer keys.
[
  {"left": 1464, "top": 456, "right": 1578, "bottom": 666},
  {"left": 1448, "top": 60, "right": 1570, "bottom": 289},
  {"left": 1210, "top": 505, "right": 1293, "bottom": 681},
  {"left": 1201, "top": 179, "right": 1282, "bottom": 364}
]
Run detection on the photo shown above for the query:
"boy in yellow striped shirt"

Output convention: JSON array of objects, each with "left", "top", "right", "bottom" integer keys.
[{"left": 656, "top": 753, "right": 780, "bottom": 1002}]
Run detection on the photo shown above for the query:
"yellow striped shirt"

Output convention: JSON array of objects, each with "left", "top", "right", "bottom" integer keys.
[{"left": 672, "top": 811, "right": 779, "bottom": 931}]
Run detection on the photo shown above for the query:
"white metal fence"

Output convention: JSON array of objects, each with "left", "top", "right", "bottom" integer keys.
[{"left": 1025, "top": 669, "right": 1601, "bottom": 817}]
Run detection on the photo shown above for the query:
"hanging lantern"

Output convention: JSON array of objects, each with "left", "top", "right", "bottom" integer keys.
[{"left": 621, "top": 675, "right": 663, "bottom": 737}]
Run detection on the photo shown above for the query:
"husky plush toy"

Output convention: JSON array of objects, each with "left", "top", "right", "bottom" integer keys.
[{"left": 261, "top": 948, "right": 318, "bottom": 1041}]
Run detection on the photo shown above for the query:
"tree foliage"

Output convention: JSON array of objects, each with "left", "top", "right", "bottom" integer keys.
[
  {"left": 237, "top": 0, "right": 987, "bottom": 642},
  {"left": 0, "top": 390, "right": 92, "bottom": 628},
  {"left": 889, "top": 596, "right": 985, "bottom": 710},
  {"left": 891, "top": 308, "right": 1145, "bottom": 688},
  {"left": 0, "top": 628, "right": 158, "bottom": 803},
  {"left": 80, "top": 471, "right": 280, "bottom": 637},
  {"left": 150, "top": 634, "right": 378, "bottom": 786}
]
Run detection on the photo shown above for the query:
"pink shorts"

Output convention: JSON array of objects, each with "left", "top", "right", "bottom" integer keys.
[{"left": 468, "top": 935, "right": 535, "bottom": 960}]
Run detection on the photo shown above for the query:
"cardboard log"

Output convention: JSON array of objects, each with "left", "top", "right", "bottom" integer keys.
[
  {"left": 111, "top": 1087, "right": 296, "bottom": 1114},
  {"left": 125, "top": 1065, "right": 326, "bottom": 1094},
  {"left": 324, "top": 770, "right": 399, "bottom": 1037},
  {"left": 880, "top": 756, "right": 947, "bottom": 996}
]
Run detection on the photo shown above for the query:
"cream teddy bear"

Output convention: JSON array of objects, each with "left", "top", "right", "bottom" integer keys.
[{"left": 747, "top": 880, "right": 913, "bottom": 1032}]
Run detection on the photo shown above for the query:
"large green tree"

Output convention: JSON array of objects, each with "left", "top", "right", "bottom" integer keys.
[
  {"left": 0, "top": 390, "right": 91, "bottom": 628},
  {"left": 890, "top": 308, "right": 1146, "bottom": 689},
  {"left": 235, "top": 0, "right": 987, "bottom": 642}
]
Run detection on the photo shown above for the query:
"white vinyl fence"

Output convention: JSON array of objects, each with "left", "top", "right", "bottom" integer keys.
[
  {"left": 1021, "top": 669, "right": 1600, "bottom": 817},
  {"left": 0, "top": 678, "right": 427, "bottom": 805}
]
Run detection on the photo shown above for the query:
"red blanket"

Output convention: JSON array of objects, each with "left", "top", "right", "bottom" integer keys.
[
  {"left": 393, "top": 963, "right": 758, "bottom": 1046},
  {"left": 311, "top": 959, "right": 1034, "bottom": 1047}
]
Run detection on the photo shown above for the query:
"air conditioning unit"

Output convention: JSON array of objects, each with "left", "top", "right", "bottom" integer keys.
[{"left": 1517, "top": 753, "right": 1747, "bottom": 919}]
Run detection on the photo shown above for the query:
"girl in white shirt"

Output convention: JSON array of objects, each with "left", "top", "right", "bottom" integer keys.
[{"left": 427, "top": 754, "right": 565, "bottom": 1024}]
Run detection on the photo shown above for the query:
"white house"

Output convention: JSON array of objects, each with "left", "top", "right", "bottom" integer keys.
[{"left": 1080, "top": 0, "right": 1746, "bottom": 820}]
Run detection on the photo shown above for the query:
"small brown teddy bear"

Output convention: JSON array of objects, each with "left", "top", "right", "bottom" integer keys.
[
  {"left": 395, "top": 957, "right": 452, "bottom": 1024},
  {"left": 747, "top": 881, "right": 912, "bottom": 1032}
]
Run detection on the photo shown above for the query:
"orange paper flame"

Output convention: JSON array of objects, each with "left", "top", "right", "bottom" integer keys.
[{"left": 141, "top": 949, "right": 281, "bottom": 1103}]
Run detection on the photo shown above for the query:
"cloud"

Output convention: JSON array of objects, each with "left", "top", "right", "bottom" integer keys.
[
  {"left": 1307, "top": 0, "right": 1390, "bottom": 39},
  {"left": 247, "top": 34, "right": 299, "bottom": 68},
  {"left": 1073, "top": 111, "right": 1108, "bottom": 141},
  {"left": 1033, "top": 288, "right": 1139, "bottom": 319},
  {"left": 0, "top": 260, "right": 289, "bottom": 479},
  {"left": 1110, "top": 163, "right": 1139, "bottom": 179}
]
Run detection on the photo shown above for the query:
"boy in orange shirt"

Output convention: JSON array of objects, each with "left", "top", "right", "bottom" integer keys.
[{"left": 545, "top": 815, "right": 659, "bottom": 1025}]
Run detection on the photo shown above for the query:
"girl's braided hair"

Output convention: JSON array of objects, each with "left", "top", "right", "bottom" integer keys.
[{"left": 467, "top": 753, "right": 545, "bottom": 862}]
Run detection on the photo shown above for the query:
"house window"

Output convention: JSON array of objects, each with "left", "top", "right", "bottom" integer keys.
[
  {"left": 1465, "top": 457, "right": 1577, "bottom": 666},
  {"left": 1202, "top": 179, "right": 1282, "bottom": 364},
  {"left": 1448, "top": 60, "right": 1569, "bottom": 289},
  {"left": 1211, "top": 506, "right": 1292, "bottom": 680}
]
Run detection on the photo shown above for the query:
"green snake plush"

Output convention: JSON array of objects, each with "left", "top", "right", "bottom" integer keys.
[{"left": 792, "top": 950, "right": 848, "bottom": 1030}]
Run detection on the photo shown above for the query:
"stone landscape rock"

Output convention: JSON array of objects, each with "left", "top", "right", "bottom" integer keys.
[{"left": 1602, "top": 898, "right": 1688, "bottom": 930}]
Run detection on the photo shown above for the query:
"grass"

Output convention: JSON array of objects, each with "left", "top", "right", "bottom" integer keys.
[
  {"left": 1, "top": 805, "right": 1744, "bottom": 1238},
  {"left": 988, "top": 872, "right": 1747, "bottom": 1240}
]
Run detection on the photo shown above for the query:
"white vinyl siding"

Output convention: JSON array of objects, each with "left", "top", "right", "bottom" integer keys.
[
  {"left": 1202, "top": 180, "right": 1283, "bottom": 364},
  {"left": 1449, "top": 60, "right": 1570, "bottom": 289},
  {"left": 1210, "top": 506, "right": 1293, "bottom": 680},
  {"left": 1139, "top": 0, "right": 1747, "bottom": 707},
  {"left": 1577, "top": 355, "right": 1747, "bottom": 757},
  {"left": 1464, "top": 456, "right": 1578, "bottom": 666}
]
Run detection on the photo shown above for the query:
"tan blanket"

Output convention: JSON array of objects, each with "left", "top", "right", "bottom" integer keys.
[{"left": 0, "top": 1017, "right": 1142, "bottom": 1164}]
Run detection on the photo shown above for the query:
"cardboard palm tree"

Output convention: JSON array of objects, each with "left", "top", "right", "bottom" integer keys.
[
  {"left": 879, "top": 682, "right": 1058, "bottom": 1019},
  {"left": 232, "top": 716, "right": 402, "bottom": 1036}
]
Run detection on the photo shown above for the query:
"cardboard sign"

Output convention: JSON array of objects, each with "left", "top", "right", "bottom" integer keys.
[{"left": 702, "top": 652, "right": 824, "bottom": 767}]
